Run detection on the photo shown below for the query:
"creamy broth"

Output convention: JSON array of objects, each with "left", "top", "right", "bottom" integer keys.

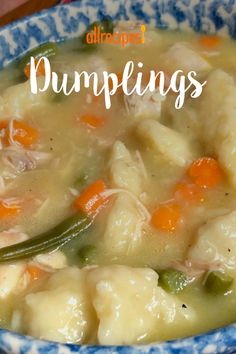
[{"left": 0, "top": 22, "right": 236, "bottom": 345}]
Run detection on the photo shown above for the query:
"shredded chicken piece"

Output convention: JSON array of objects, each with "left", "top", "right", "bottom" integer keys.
[
  {"left": 0, "top": 228, "right": 28, "bottom": 247},
  {"left": 69, "top": 187, "right": 79, "bottom": 197},
  {"left": 170, "top": 262, "right": 204, "bottom": 278},
  {"left": 124, "top": 90, "right": 166, "bottom": 118},
  {"left": 127, "top": 218, "right": 143, "bottom": 254},
  {"left": 2, "top": 150, "right": 36, "bottom": 172},
  {"left": 8, "top": 119, "right": 21, "bottom": 148},
  {"left": 170, "top": 260, "right": 223, "bottom": 279},
  {"left": 184, "top": 260, "right": 224, "bottom": 273},
  {"left": 0, "top": 197, "right": 22, "bottom": 208},
  {"left": 1, "top": 147, "right": 51, "bottom": 174}
]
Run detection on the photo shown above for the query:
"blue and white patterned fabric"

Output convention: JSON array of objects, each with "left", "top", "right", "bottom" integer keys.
[{"left": 0, "top": 1, "right": 235, "bottom": 353}]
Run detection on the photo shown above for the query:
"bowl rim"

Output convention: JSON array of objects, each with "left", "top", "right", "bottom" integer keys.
[
  {"left": 0, "top": 1, "right": 235, "bottom": 352},
  {"left": 1, "top": 322, "right": 236, "bottom": 351}
]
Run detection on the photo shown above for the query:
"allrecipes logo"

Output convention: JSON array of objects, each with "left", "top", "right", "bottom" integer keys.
[{"left": 85, "top": 24, "right": 146, "bottom": 48}]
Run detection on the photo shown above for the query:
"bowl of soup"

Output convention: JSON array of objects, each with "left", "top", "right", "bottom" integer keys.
[{"left": 0, "top": 0, "right": 235, "bottom": 353}]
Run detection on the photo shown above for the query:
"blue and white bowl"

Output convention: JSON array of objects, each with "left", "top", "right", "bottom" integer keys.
[{"left": 0, "top": 1, "right": 236, "bottom": 353}]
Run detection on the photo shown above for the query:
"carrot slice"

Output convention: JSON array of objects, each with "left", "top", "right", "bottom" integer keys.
[
  {"left": 80, "top": 114, "right": 105, "bottom": 129},
  {"left": 0, "top": 121, "right": 7, "bottom": 130},
  {"left": 199, "top": 35, "right": 221, "bottom": 49},
  {"left": 151, "top": 201, "right": 181, "bottom": 232},
  {"left": 174, "top": 182, "right": 204, "bottom": 204},
  {"left": 24, "top": 58, "right": 46, "bottom": 79},
  {"left": 75, "top": 179, "right": 109, "bottom": 216},
  {"left": 0, "top": 120, "right": 38, "bottom": 147},
  {"left": 187, "top": 157, "right": 223, "bottom": 188},
  {"left": 27, "top": 265, "right": 48, "bottom": 281},
  {"left": 12, "top": 120, "right": 39, "bottom": 147},
  {"left": 0, "top": 200, "right": 21, "bottom": 219}
]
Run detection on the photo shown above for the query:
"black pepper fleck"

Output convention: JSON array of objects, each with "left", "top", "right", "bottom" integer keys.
[
  {"left": 182, "top": 304, "right": 187, "bottom": 309},
  {"left": 228, "top": 248, "right": 231, "bottom": 252},
  {"left": 225, "top": 192, "right": 229, "bottom": 196}
]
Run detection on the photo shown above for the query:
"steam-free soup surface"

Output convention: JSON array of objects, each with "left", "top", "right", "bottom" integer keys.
[{"left": 0, "top": 22, "right": 236, "bottom": 345}]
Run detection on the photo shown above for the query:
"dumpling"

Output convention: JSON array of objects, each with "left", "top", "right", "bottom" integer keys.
[
  {"left": 87, "top": 265, "right": 159, "bottom": 344},
  {"left": 188, "top": 211, "right": 236, "bottom": 271},
  {"left": 168, "top": 99, "right": 202, "bottom": 145},
  {"left": 0, "top": 264, "right": 26, "bottom": 299},
  {"left": 87, "top": 265, "right": 195, "bottom": 345},
  {"left": 0, "top": 229, "right": 28, "bottom": 299},
  {"left": 0, "top": 77, "right": 48, "bottom": 119},
  {"left": 136, "top": 119, "right": 193, "bottom": 167},
  {"left": 16, "top": 267, "right": 97, "bottom": 343},
  {"left": 109, "top": 140, "right": 143, "bottom": 196},
  {"left": 103, "top": 194, "right": 143, "bottom": 255},
  {"left": 200, "top": 70, "right": 236, "bottom": 146},
  {"left": 14, "top": 265, "right": 196, "bottom": 344},
  {"left": 200, "top": 70, "right": 236, "bottom": 186},
  {"left": 162, "top": 42, "right": 211, "bottom": 74}
]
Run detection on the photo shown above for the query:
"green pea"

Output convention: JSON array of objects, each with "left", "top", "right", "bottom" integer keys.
[
  {"left": 204, "top": 271, "right": 233, "bottom": 295},
  {"left": 74, "top": 174, "right": 89, "bottom": 190},
  {"left": 78, "top": 245, "right": 97, "bottom": 265},
  {"left": 157, "top": 269, "right": 189, "bottom": 294},
  {"left": 50, "top": 75, "right": 76, "bottom": 103}
]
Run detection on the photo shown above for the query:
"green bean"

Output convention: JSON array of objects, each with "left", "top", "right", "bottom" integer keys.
[
  {"left": 157, "top": 269, "right": 189, "bottom": 294},
  {"left": 19, "top": 42, "right": 58, "bottom": 70},
  {"left": 204, "top": 271, "right": 233, "bottom": 295},
  {"left": 0, "top": 213, "right": 91, "bottom": 263},
  {"left": 77, "top": 245, "right": 97, "bottom": 265},
  {"left": 50, "top": 76, "right": 75, "bottom": 103}
]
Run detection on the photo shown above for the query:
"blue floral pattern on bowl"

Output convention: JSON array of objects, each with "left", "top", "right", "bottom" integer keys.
[{"left": 0, "top": 1, "right": 235, "bottom": 353}]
